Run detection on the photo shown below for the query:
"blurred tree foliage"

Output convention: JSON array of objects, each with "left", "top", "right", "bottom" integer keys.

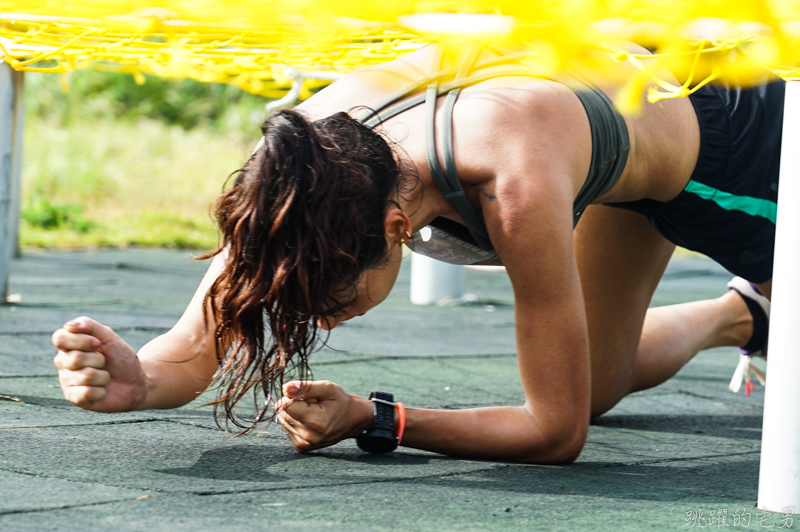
[
  {"left": 23, "top": 69, "right": 273, "bottom": 248},
  {"left": 27, "top": 69, "right": 270, "bottom": 132}
]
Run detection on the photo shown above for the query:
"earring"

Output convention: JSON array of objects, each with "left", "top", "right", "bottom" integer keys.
[{"left": 405, "top": 230, "right": 412, "bottom": 239}]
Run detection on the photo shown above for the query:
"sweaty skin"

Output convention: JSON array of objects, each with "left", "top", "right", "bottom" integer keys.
[{"left": 52, "top": 44, "right": 760, "bottom": 464}]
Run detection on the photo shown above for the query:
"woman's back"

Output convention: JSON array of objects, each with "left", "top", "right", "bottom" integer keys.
[{"left": 298, "top": 43, "right": 700, "bottom": 213}]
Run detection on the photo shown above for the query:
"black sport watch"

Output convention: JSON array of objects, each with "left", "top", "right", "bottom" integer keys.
[{"left": 356, "top": 391, "right": 398, "bottom": 454}]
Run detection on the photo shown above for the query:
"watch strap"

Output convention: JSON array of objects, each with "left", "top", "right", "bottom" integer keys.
[
  {"left": 356, "top": 391, "right": 398, "bottom": 454},
  {"left": 369, "top": 391, "right": 395, "bottom": 433}
]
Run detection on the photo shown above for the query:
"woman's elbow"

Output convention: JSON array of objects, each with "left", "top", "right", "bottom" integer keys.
[
  {"left": 546, "top": 424, "right": 588, "bottom": 464},
  {"left": 518, "top": 418, "right": 589, "bottom": 465},
  {"left": 551, "top": 427, "right": 588, "bottom": 464}
]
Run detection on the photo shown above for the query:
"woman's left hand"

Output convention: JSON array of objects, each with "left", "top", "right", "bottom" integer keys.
[{"left": 276, "top": 380, "right": 373, "bottom": 452}]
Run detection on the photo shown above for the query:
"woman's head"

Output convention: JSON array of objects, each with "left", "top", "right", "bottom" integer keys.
[{"left": 203, "top": 108, "right": 413, "bottom": 433}]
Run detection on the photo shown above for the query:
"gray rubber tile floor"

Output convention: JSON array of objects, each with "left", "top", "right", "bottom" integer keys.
[{"left": 0, "top": 249, "right": 782, "bottom": 531}]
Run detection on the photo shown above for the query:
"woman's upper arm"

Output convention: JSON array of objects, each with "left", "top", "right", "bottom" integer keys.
[
  {"left": 477, "top": 116, "right": 593, "bottom": 457},
  {"left": 173, "top": 251, "right": 226, "bottom": 347}
]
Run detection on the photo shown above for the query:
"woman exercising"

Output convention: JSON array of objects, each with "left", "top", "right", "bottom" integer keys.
[{"left": 51, "top": 43, "right": 781, "bottom": 463}]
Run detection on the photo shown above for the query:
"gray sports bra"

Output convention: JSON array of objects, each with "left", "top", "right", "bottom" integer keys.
[{"left": 356, "top": 45, "right": 630, "bottom": 265}]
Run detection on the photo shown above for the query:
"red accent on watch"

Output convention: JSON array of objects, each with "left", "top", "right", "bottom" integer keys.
[{"left": 396, "top": 402, "right": 406, "bottom": 445}]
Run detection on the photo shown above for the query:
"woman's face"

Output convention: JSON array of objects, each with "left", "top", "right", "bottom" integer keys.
[{"left": 317, "top": 244, "right": 403, "bottom": 331}]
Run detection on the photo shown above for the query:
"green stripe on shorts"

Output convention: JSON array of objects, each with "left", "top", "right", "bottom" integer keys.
[{"left": 684, "top": 180, "right": 777, "bottom": 224}]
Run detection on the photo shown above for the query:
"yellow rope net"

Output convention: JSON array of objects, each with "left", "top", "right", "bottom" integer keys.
[{"left": 1, "top": 1, "right": 800, "bottom": 110}]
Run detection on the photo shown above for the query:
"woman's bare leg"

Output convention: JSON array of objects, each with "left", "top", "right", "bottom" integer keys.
[
  {"left": 628, "top": 278, "right": 770, "bottom": 393},
  {"left": 574, "top": 205, "right": 674, "bottom": 415},
  {"left": 573, "top": 205, "right": 762, "bottom": 417},
  {"left": 626, "top": 292, "right": 752, "bottom": 393}
]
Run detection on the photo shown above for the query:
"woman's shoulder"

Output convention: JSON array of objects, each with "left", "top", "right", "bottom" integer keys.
[{"left": 453, "top": 78, "right": 594, "bottom": 180}]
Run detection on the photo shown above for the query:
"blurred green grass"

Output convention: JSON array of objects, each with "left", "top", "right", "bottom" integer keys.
[{"left": 22, "top": 70, "right": 269, "bottom": 250}]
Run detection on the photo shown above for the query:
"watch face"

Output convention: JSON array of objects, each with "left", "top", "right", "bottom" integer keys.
[{"left": 357, "top": 430, "right": 398, "bottom": 454}]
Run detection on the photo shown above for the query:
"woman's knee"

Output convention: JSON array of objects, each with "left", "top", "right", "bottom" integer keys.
[{"left": 590, "top": 368, "right": 635, "bottom": 417}]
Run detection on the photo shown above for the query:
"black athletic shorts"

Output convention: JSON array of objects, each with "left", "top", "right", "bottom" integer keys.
[{"left": 608, "top": 76, "right": 785, "bottom": 284}]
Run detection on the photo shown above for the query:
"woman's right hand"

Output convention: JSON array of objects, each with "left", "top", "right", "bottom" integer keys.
[{"left": 52, "top": 317, "right": 147, "bottom": 412}]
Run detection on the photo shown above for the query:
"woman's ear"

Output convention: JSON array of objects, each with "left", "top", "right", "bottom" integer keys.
[{"left": 384, "top": 208, "right": 412, "bottom": 246}]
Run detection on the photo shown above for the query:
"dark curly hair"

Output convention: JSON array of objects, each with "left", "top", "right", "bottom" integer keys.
[{"left": 199, "top": 108, "right": 414, "bottom": 434}]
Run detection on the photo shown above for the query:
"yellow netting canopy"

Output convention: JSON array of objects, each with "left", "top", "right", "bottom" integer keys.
[{"left": 2, "top": 0, "right": 800, "bottom": 110}]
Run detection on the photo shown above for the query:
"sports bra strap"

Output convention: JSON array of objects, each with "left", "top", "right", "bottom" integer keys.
[
  {"left": 424, "top": 82, "right": 446, "bottom": 191},
  {"left": 427, "top": 45, "right": 494, "bottom": 250},
  {"left": 441, "top": 87, "right": 462, "bottom": 193},
  {"left": 443, "top": 43, "right": 482, "bottom": 187}
]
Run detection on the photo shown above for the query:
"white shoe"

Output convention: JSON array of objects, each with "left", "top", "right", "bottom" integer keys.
[{"left": 726, "top": 277, "right": 769, "bottom": 396}]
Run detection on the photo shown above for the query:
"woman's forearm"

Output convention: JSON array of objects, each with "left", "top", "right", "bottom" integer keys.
[
  {"left": 136, "top": 330, "right": 217, "bottom": 410},
  {"left": 136, "top": 254, "right": 225, "bottom": 410},
  {"left": 398, "top": 404, "right": 587, "bottom": 464}
]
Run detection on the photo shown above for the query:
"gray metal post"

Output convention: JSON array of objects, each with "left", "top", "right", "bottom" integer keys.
[
  {"left": 0, "top": 62, "right": 21, "bottom": 301},
  {"left": 10, "top": 69, "right": 23, "bottom": 258}
]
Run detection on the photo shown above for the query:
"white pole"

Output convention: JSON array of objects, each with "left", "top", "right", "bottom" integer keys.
[
  {"left": 0, "top": 63, "right": 18, "bottom": 301},
  {"left": 409, "top": 253, "right": 464, "bottom": 305},
  {"left": 757, "top": 80, "right": 800, "bottom": 513}
]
